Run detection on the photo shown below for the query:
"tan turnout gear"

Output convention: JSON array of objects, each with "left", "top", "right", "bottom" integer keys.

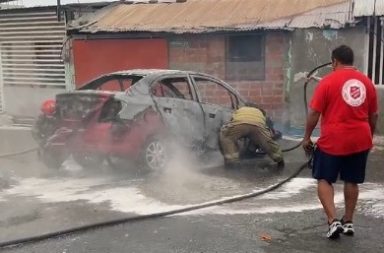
[{"left": 219, "top": 106, "right": 283, "bottom": 163}]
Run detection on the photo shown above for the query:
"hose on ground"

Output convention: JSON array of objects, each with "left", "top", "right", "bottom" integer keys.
[
  {"left": 0, "top": 147, "right": 38, "bottom": 158},
  {"left": 0, "top": 160, "right": 309, "bottom": 249}
]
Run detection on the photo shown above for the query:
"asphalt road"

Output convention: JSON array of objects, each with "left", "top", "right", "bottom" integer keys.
[{"left": 0, "top": 128, "right": 383, "bottom": 253}]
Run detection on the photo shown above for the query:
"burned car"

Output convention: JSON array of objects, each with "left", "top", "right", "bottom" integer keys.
[{"left": 33, "top": 69, "right": 281, "bottom": 170}]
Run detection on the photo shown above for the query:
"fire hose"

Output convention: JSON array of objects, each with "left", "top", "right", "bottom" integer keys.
[{"left": 0, "top": 63, "right": 330, "bottom": 249}]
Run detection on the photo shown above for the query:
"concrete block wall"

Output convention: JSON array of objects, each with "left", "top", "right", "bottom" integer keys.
[
  {"left": 289, "top": 27, "right": 369, "bottom": 127},
  {"left": 168, "top": 32, "right": 288, "bottom": 119}
]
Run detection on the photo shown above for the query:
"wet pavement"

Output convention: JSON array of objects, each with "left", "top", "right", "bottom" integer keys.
[{"left": 0, "top": 128, "right": 383, "bottom": 252}]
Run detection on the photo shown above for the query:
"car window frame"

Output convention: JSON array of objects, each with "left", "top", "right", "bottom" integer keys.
[
  {"left": 190, "top": 74, "right": 241, "bottom": 110},
  {"left": 150, "top": 74, "right": 198, "bottom": 102},
  {"left": 78, "top": 74, "right": 144, "bottom": 91}
]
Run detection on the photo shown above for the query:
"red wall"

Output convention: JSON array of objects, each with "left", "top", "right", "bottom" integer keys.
[{"left": 72, "top": 39, "right": 168, "bottom": 87}]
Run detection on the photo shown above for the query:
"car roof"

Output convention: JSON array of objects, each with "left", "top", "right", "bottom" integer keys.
[
  {"left": 106, "top": 69, "right": 244, "bottom": 99},
  {"left": 108, "top": 69, "right": 204, "bottom": 77}
]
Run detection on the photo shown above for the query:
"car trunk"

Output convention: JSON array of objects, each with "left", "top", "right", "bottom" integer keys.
[{"left": 55, "top": 92, "right": 113, "bottom": 122}]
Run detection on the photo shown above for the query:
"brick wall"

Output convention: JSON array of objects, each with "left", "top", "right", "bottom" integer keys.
[{"left": 168, "top": 32, "right": 288, "bottom": 119}]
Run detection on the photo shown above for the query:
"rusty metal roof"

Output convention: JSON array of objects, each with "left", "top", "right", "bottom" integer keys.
[
  {"left": 288, "top": 1, "right": 352, "bottom": 28},
  {"left": 69, "top": 0, "right": 351, "bottom": 33},
  {"left": 353, "top": 0, "right": 384, "bottom": 17}
]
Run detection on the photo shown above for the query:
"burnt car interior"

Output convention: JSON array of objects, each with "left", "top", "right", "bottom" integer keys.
[
  {"left": 98, "top": 98, "right": 123, "bottom": 122},
  {"left": 57, "top": 94, "right": 104, "bottom": 120},
  {"left": 151, "top": 77, "right": 194, "bottom": 100}
]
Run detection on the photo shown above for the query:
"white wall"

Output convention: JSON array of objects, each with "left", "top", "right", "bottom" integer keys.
[{"left": 3, "top": 86, "right": 64, "bottom": 117}]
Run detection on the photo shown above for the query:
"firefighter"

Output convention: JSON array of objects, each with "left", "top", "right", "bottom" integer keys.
[{"left": 219, "top": 103, "right": 284, "bottom": 168}]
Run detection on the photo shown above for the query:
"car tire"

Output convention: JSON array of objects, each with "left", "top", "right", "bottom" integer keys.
[
  {"left": 73, "top": 153, "right": 104, "bottom": 169},
  {"left": 39, "top": 148, "right": 68, "bottom": 169},
  {"left": 141, "top": 137, "right": 169, "bottom": 171}
]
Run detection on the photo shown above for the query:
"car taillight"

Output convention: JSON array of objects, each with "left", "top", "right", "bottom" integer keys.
[{"left": 41, "top": 99, "right": 56, "bottom": 116}]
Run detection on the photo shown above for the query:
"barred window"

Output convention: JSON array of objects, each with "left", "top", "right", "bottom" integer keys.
[{"left": 226, "top": 34, "right": 265, "bottom": 81}]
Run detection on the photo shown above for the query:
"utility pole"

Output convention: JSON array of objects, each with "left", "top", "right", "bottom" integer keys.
[{"left": 57, "top": 0, "right": 61, "bottom": 21}]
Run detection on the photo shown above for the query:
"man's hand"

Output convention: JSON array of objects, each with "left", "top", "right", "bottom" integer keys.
[{"left": 302, "top": 138, "right": 314, "bottom": 157}]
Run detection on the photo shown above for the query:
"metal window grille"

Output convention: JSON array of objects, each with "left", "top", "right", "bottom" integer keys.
[
  {"left": 0, "top": 47, "right": 3, "bottom": 112},
  {"left": 367, "top": 16, "right": 384, "bottom": 86},
  {"left": 0, "top": 9, "right": 66, "bottom": 112}
]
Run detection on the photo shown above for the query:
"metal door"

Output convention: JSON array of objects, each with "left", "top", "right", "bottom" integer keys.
[
  {"left": 191, "top": 75, "right": 239, "bottom": 149},
  {"left": 151, "top": 75, "right": 206, "bottom": 147}
]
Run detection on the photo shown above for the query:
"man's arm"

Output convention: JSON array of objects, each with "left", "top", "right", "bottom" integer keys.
[
  {"left": 303, "top": 109, "right": 321, "bottom": 154},
  {"left": 304, "top": 110, "right": 321, "bottom": 139},
  {"left": 368, "top": 112, "right": 378, "bottom": 136}
]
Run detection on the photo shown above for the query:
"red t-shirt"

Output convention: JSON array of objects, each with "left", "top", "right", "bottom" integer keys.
[{"left": 310, "top": 68, "right": 378, "bottom": 155}]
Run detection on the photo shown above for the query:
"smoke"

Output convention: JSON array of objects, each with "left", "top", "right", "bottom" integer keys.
[
  {"left": 157, "top": 141, "right": 215, "bottom": 184},
  {"left": 140, "top": 141, "right": 228, "bottom": 203}
]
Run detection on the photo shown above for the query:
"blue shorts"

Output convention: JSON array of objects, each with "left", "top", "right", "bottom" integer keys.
[{"left": 312, "top": 148, "right": 369, "bottom": 184}]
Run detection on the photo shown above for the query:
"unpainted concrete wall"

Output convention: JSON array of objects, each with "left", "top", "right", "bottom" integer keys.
[
  {"left": 288, "top": 27, "right": 373, "bottom": 128},
  {"left": 3, "top": 86, "right": 65, "bottom": 118}
]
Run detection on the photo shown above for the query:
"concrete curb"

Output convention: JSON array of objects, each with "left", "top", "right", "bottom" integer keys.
[{"left": 0, "top": 125, "right": 32, "bottom": 131}]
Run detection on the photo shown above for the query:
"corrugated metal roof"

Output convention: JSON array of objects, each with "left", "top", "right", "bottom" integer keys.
[
  {"left": 289, "top": 1, "right": 351, "bottom": 28},
  {"left": 69, "top": 0, "right": 351, "bottom": 34},
  {"left": 353, "top": 0, "right": 384, "bottom": 17},
  {"left": 235, "top": 1, "right": 352, "bottom": 30}
]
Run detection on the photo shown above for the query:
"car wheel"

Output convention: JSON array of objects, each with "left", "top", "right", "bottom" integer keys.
[
  {"left": 73, "top": 153, "right": 104, "bottom": 169},
  {"left": 141, "top": 137, "right": 169, "bottom": 171},
  {"left": 39, "top": 148, "right": 68, "bottom": 169}
]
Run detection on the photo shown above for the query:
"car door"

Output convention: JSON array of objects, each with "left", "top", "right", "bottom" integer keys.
[
  {"left": 190, "top": 75, "right": 240, "bottom": 149},
  {"left": 150, "top": 75, "right": 206, "bottom": 148}
]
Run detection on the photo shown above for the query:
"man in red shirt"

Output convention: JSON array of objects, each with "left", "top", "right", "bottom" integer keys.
[{"left": 303, "top": 45, "right": 378, "bottom": 239}]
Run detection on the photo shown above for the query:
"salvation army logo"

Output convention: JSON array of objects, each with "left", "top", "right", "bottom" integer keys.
[
  {"left": 350, "top": 86, "right": 361, "bottom": 99},
  {"left": 342, "top": 79, "right": 366, "bottom": 107}
]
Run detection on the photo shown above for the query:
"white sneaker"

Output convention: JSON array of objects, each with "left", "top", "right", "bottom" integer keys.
[
  {"left": 327, "top": 220, "right": 343, "bottom": 239},
  {"left": 341, "top": 220, "right": 354, "bottom": 236}
]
